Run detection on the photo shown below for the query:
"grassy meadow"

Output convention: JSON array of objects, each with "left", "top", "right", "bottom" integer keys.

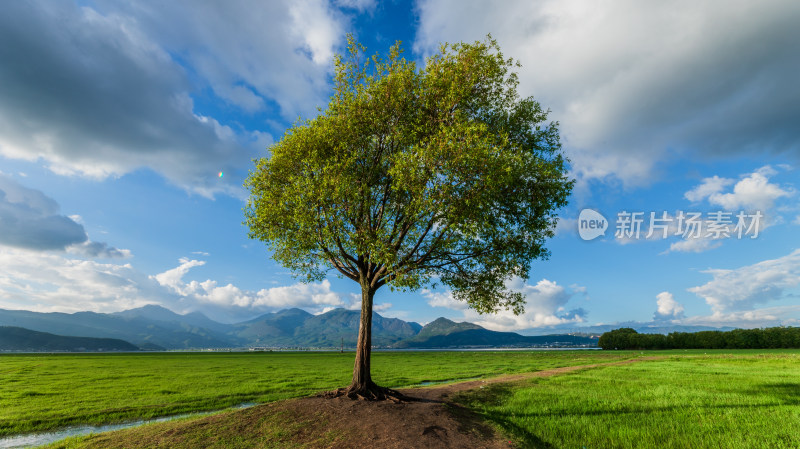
[
  {"left": 3, "top": 350, "right": 799, "bottom": 448},
  {"left": 456, "top": 350, "right": 800, "bottom": 448},
  {"left": 0, "top": 350, "right": 629, "bottom": 437}
]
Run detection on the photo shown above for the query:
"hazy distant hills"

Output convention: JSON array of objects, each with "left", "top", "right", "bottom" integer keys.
[
  {"left": 0, "top": 306, "right": 233, "bottom": 349},
  {"left": 236, "top": 308, "right": 422, "bottom": 347},
  {"left": 392, "top": 318, "right": 596, "bottom": 348},
  {"left": 6, "top": 305, "right": 740, "bottom": 351},
  {"left": 0, "top": 326, "right": 139, "bottom": 352}
]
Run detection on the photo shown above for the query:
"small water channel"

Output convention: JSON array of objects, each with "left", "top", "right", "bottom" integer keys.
[{"left": 0, "top": 402, "right": 258, "bottom": 449}]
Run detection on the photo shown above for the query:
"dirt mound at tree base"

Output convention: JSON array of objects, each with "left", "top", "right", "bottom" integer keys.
[
  {"left": 283, "top": 392, "right": 512, "bottom": 449},
  {"left": 61, "top": 359, "right": 655, "bottom": 448},
  {"left": 69, "top": 390, "right": 512, "bottom": 449}
]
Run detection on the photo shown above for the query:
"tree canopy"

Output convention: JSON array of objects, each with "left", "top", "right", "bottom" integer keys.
[{"left": 244, "top": 36, "right": 572, "bottom": 398}]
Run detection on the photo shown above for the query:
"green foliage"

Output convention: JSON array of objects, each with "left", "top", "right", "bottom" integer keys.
[
  {"left": 244, "top": 35, "right": 572, "bottom": 313},
  {"left": 598, "top": 326, "right": 800, "bottom": 350},
  {"left": 597, "top": 327, "right": 639, "bottom": 349},
  {"left": 456, "top": 352, "right": 800, "bottom": 448}
]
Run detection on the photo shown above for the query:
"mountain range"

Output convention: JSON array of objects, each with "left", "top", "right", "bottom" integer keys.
[
  {"left": 0, "top": 305, "right": 597, "bottom": 351},
  {"left": 0, "top": 326, "right": 140, "bottom": 352}
]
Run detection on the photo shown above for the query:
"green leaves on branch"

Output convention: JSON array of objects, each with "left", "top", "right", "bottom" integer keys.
[{"left": 244, "top": 35, "right": 573, "bottom": 314}]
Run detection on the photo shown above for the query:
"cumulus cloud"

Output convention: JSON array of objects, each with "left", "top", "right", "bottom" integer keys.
[
  {"left": 425, "top": 278, "right": 586, "bottom": 331},
  {"left": 683, "top": 305, "right": 800, "bottom": 328},
  {"left": 423, "top": 289, "right": 470, "bottom": 310},
  {"left": 0, "top": 249, "right": 348, "bottom": 323},
  {"left": 0, "top": 1, "right": 353, "bottom": 197},
  {"left": 105, "top": 0, "right": 343, "bottom": 118},
  {"left": 662, "top": 166, "right": 792, "bottom": 253},
  {"left": 688, "top": 248, "right": 800, "bottom": 313},
  {"left": 685, "top": 176, "right": 735, "bottom": 203},
  {"left": 154, "top": 258, "right": 207, "bottom": 293},
  {"left": 612, "top": 167, "right": 788, "bottom": 253},
  {"left": 154, "top": 258, "right": 345, "bottom": 321},
  {"left": 414, "top": 0, "right": 800, "bottom": 186},
  {"left": 0, "top": 175, "right": 127, "bottom": 257},
  {"left": 0, "top": 247, "right": 167, "bottom": 313},
  {"left": 686, "top": 166, "right": 792, "bottom": 211},
  {"left": 653, "top": 291, "right": 684, "bottom": 320}
]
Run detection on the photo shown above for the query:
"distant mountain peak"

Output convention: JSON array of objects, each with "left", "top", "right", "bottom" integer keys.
[
  {"left": 418, "top": 317, "right": 483, "bottom": 337},
  {"left": 113, "top": 304, "right": 182, "bottom": 321}
]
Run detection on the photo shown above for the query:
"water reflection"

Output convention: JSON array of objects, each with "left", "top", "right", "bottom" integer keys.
[{"left": 0, "top": 402, "right": 258, "bottom": 449}]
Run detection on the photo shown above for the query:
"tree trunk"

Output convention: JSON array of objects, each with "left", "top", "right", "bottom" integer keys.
[
  {"left": 350, "top": 283, "right": 374, "bottom": 391},
  {"left": 333, "top": 282, "right": 406, "bottom": 401}
]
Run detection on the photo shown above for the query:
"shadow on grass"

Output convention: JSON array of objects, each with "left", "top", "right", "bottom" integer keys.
[
  {"left": 454, "top": 380, "right": 800, "bottom": 448},
  {"left": 744, "top": 382, "right": 800, "bottom": 405},
  {"left": 453, "top": 384, "right": 555, "bottom": 449}
]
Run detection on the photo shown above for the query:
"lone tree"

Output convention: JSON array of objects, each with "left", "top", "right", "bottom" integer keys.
[{"left": 244, "top": 36, "right": 572, "bottom": 400}]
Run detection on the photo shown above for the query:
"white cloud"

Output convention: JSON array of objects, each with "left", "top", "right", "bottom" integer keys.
[
  {"left": 425, "top": 279, "right": 586, "bottom": 331},
  {"left": 154, "top": 258, "right": 345, "bottom": 320},
  {"left": 683, "top": 305, "right": 800, "bottom": 328},
  {"left": 569, "top": 284, "right": 588, "bottom": 295},
  {"left": 664, "top": 166, "right": 792, "bottom": 253},
  {"left": 705, "top": 166, "right": 792, "bottom": 211},
  {"left": 414, "top": 0, "right": 800, "bottom": 186},
  {"left": 154, "top": 258, "right": 207, "bottom": 293},
  {"left": 685, "top": 176, "right": 734, "bottom": 203},
  {"left": 554, "top": 217, "right": 577, "bottom": 237},
  {"left": 688, "top": 248, "right": 800, "bottom": 313},
  {"left": 67, "top": 241, "right": 132, "bottom": 259},
  {"left": 289, "top": 0, "right": 345, "bottom": 65},
  {"left": 374, "top": 302, "right": 393, "bottom": 313},
  {"left": 667, "top": 238, "right": 721, "bottom": 254},
  {"left": 604, "top": 169, "right": 788, "bottom": 254},
  {"left": 253, "top": 280, "right": 343, "bottom": 309},
  {"left": 0, "top": 247, "right": 168, "bottom": 314},
  {"left": 423, "top": 289, "right": 469, "bottom": 310},
  {"left": 0, "top": 1, "right": 357, "bottom": 197},
  {"left": 684, "top": 166, "right": 793, "bottom": 215},
  {"left": 0, "top": 247, "right": 348, "bottom": 323},
  {"left": 0, "top": 175, "right": 128, "bottom": 257},
  {"left": 109, "top": 0, "right": 343, "bottom": 120},
  {"left": 654, "top": 291, "right": 685, "bottom": 320},
  {"left": 0, "top": 175, "right": 86, "bottom": 251}
]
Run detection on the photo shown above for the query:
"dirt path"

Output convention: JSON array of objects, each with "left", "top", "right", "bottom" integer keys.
[
  {"left": 74, "top": 358, "right": 659, "bottom": 449},
  {"left": 273, "top": 358, "right": 659, "bottom": 448}
]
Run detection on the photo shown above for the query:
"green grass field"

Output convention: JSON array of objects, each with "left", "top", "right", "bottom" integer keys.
[
  {"left": 4, "top": 350, "right": 799, "bottom": 448},
  {"left": 455, "top": 350, "right": 800, "bottom": 448},
  {"left": 0, "top": 350, "right": 628, "bottom": 436}
]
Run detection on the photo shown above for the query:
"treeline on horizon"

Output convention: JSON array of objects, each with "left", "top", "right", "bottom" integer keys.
[{"left": 598, "top": 326, "right": 800, "bottom": 350}]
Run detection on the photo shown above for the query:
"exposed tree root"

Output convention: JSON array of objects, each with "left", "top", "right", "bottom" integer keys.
[{"left": 322, "top": 381, "right": 415, "bottom": 403}]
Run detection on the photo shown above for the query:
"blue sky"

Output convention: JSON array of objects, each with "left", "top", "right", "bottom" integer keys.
[{"left": 0, "top": 0, "right": 798, "bottom": 332}]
